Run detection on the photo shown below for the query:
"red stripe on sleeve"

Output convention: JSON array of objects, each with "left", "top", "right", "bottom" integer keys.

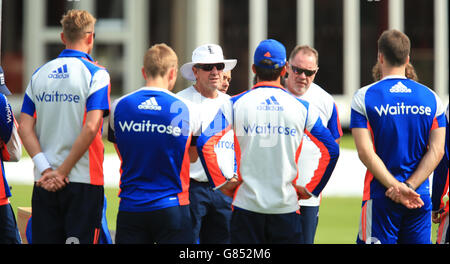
[
  {"left": 304, "top": 130, "right": 330, "bottom": 193},
  {"left": 202, "top": 125, "right": 232, "bottom": 188}
]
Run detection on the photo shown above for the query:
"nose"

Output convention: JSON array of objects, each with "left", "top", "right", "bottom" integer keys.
[{"left": 211, "top": 66, "right": 219, "bottom": 73}]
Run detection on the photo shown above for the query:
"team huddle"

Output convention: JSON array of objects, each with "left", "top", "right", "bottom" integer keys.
[{"left": 0, "top": 10, "right": 448, "bottom": 245}]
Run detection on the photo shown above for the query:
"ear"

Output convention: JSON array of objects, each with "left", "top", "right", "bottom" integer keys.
[
  {"left": 405, "top": 55, "right": 410, "bottom": 65},
  {"left": 168, "top": 67, "right": 178, "bottom": 91},
  {"left": 252, "top": 64, "right": 256, "bottom": 74},
  {"left": 169, "top": 67, "right": 177, "bottom": 82},
  {"left": 280, "top": 66, "right": 287, "bottom": 77},
  {"left": 141, "top": 67, "right": 147, "bottom": 81},
  {"left": 87, "top": 33, "right": 94, "bottom": 45},
  {"left": 60, "top": 32, "right": 67, "bottom": 45},
  {"left": 378, "top": 52, "right": 384, "bottom": 64}
]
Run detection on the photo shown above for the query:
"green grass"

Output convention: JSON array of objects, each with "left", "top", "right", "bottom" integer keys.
[
  {"left": 340, "top": 133, "right": 356, "bottom": 150},
  {"left": 8, "top": 184, "right": 439, "bottom": 244}
]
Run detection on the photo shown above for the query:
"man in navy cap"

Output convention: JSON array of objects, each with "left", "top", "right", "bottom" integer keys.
[
  {"left": 196, "top": 39, "right": 340, "bottom": 243},
  {"left": 0, "top": 66, "right": 23, "bottom": 244}
]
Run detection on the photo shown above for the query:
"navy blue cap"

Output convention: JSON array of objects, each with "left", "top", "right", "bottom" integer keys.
[
  {"left": 254, "top": 39, "right": 286, "bottom": 69},
  {"left": 0, "top": 66, "right": 11, "bottom": 95}
]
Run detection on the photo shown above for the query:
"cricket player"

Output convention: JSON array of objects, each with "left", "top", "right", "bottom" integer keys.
[
  {"left": 286, "top": 45, "right": 343, "bottom": 244},
  {"left": 19, "top": 10, "right": 111, "bottom": 244},
  {"left": 0, "top": 67, "right": 22, "bottom": 244},
  {"left": 432, "top": 104, "right": 449, "bottom": 244},
  {"left": 109, "top": 43, "right": 201, "bottom": 244},
  {"left": 351, "top": 29, "right": 446, "bottom": 244},
  {"left": 197, "top": 39, "right": 340, "bottom": 244}
]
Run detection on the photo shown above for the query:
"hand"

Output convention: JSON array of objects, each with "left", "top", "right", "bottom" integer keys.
[
  {"left": 432, "top": 209, "right": 446, "bottom": 224},
  {"left": 37, "top": 169, "right": 69, "bottom": 192},
  {"left": 385, "top": 183, "right": 424, "bottom": 209},
  {"left": 295, "top": 185, "right": 312, "bottom": 200},
  {"left": 432, "top": 211, "right": 441, "bottom": 224},
  {"left": 220, "top": 177, "right": 241, "bottom": 197}
]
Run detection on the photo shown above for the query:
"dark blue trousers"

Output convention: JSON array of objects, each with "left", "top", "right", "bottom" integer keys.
[
  {"left": 298, "top": 205, "right": 320, "bottom": 244},
  {"left": 189, "top": 180, "right": 232, "bottom": 244},
  {"left": 0, "top": 203, "right": 21, "bottom": 244},
  {"left": 230, "top": 207, "right": 302, "bottom": 244},
  {"left": 115, "top": 205, "right": 193, "bottom": 244}
]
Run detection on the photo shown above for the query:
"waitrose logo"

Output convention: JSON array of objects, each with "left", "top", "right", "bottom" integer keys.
[{"left": 374, "top": 102, "right": 432, "bottom": 117}]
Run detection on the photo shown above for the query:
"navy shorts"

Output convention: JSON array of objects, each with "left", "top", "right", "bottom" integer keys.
[
  {"left": 189, "top": 180, "right": 232, "bottom": 244},
  {"left": 357, "top": 195, "right": 432, "bottom": 244},
  {"left": 231, "top": 207, "right": 302, "bottom": 244},
  {"left": 31, "top": 182, "right": 104, "bottom": 244},
  {"left": 0, "top": 203, "right": 21, "bottom": 244},
  {"left": 115, "top": 205, "right": 193, "bottom": 244}
]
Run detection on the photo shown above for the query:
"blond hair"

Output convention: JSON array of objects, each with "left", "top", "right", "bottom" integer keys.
[
  {"left": 60, "top": 10, "right": 96, "bottom": 43},
  {"left": 143, "top": 43, "right": 178, "bottom": 78}
]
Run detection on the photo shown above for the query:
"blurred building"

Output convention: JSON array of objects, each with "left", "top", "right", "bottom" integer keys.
[{"left": 1, "top": 0, "right": 449, "bottom": 127}]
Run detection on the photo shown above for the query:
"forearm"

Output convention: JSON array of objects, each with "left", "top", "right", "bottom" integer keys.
[
  {"left": 353, "top": 128, "right": 400, "bottom": 189},
  {"left": 18, "top": 113, "right": 42, "bottom": 157},
  {"left": 407, "top": 127, "right": 446, "bottom": 189},
  {"left": 359, "top": 149, "right": 399, "bottom": 188}
]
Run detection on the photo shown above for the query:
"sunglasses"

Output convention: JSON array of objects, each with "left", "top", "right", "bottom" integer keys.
[
  {"left": 195, "top": 63, "right": 225, "bottom": 71},
  {"left": 290, "top": 65, "right": 317, "bottom": 77}
]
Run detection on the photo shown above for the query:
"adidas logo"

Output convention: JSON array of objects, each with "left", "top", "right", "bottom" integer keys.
[
  {"left": 389, "top": 81, "right": 411, "bottom": 93},
  {"left": 138, "top": 97, "right": 162, "bottom": 111},
  {"left": 257, "top": 96, "right": 284, "bottom": 111},
  {"left": 48, "top": 64, "right": 69, "bottom": 79}
]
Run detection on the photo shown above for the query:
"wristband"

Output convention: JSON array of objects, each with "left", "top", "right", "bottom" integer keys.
[
  {"left": 403, "top": 182, "right": 414, "bottom": 190},
  {"left": 32, "top": 152, "right": 52, "bottom": 174}
]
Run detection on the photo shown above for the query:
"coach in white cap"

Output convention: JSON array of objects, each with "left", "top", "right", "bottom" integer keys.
[{"left": 177, "top": 44, "right": 237, "bottom": 244}]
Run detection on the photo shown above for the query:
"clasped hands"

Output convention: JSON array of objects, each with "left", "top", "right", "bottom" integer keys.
[
  {"left": 385, "top": 182, "right": 424, "bottom": 209},
  {"left": 36, "top": 168, "right": 69, "bottom": 192}
]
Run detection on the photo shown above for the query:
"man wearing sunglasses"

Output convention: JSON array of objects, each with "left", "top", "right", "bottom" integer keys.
[
  {"left": 286, "top": 45, "right": 343, "bottom": 244},
  {"left": 197, "top": 39, "right": 339, "bottom": 244},
  {"left": 178, "top": 44, "right": 237, "bottom": 244}
]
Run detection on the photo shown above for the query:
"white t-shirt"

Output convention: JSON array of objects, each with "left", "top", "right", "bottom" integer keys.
[
  {"left": 177, "top": 86, "right": 235, "bottom": 182},
  {"left": 21, "top": 49, "right": 110, "bottom": 185},
  {"left": 293, "top": 83, "right": 342, "bottom": 206}
]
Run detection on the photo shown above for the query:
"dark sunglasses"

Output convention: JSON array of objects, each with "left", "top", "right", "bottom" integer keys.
[
  {"left": 195, "top": 63, "right": 225, "bottom": 71},
  {"left": 290, "top": 65, "right": 317, "bottom": 77}
]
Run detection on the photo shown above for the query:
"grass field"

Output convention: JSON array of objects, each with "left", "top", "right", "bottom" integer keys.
[{"left": 7, "top": 133, "right": 441, "bottom": 244}]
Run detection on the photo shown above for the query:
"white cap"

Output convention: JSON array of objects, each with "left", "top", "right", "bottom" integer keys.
[{"left": 180, "top": 44, "right": 237, "bottom": 81}]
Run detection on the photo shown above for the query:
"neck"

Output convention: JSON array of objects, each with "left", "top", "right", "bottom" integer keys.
[
  {"left": 146, "top": 76, "right": 169, "bottom": 90},
  {"left": 65, "top": 43, "right": 91, "bottom": 54},
  {"left": 381, "top": 64, "right": 406, "bottom": 78},
  {"left": 193, "top": 84, "right": 218, "bottom": 99}
]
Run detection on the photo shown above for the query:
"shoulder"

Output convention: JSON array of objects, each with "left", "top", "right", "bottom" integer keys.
[
  {"left": 77, "top": 57, "right": 109, "bottom": 78},
  {"left": 176, "top": 86, "right": 195, "bottom": 97}
]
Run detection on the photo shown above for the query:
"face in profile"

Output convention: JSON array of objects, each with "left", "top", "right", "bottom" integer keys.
[{"left": 218, "top": 71, "right": 232, "bottom": 94}]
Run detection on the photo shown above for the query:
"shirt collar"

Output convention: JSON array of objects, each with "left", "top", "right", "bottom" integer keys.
[
  {"left": 58, "top": 49, "right": 94, "bottom": 62},
  {"left": 252, "top": 81, "right": 286, "bottom": 91},
  {"left": 381, "top": 75, "right": 407, "bottom": 81}
]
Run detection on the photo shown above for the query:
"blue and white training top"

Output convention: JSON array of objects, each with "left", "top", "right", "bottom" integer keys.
[
  {"left": 21, "top": 49, "right": 111, "bottom": 185},
  {"left": 197, "top": 81, "right": 340, "bottom": 214},
  {"left": 177, "top": 86, "right": 236, "bottom": 183},
  {"left": 0, "top": 94, "right": 21, "bottom": 206},
  {"left": 108, "top": 87, "right": 201, "bottom": 212},
  {"left": 350, "top": 75, "right": 446, "bottom": 201}
]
